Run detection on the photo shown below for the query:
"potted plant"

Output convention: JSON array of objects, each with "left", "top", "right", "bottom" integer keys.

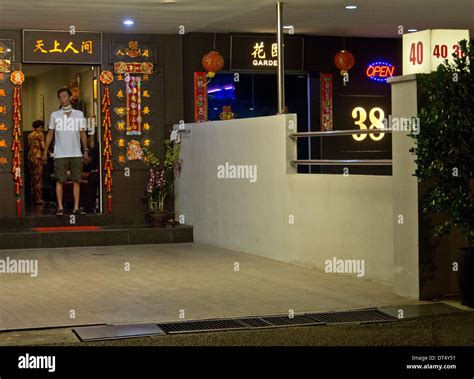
[
  {"left": 410, "top": 40, "right": 473, "bottom": 307},
  {"left": 143, "top": 140, "right": 182, "bottom": 227}
]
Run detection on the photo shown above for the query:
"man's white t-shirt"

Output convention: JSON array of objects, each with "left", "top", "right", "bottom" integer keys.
[{"left": 48, "top": 108, "right": 85, "bottom": 159}]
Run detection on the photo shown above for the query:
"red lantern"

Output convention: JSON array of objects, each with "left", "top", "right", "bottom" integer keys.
[
  {"left": 202, "top": 50, "right": 224, "bottom": 78},
  {"left": 334, "top": 50, "right": 355, "bottom": 74}
]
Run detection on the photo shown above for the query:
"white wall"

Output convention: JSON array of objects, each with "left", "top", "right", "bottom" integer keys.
[
  {"left": 175, "top": 115, "right": 394, "bottom": 284},
  {"left": 389, "top": 75, "right": 420, "bottom": 299}
]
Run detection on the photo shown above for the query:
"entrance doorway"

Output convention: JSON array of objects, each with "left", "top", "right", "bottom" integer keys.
[{"left": 22, "top": 64, "right": 102, "bottom": 216}]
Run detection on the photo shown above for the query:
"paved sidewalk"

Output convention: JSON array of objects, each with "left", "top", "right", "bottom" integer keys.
[{"left": 0, "top": 243, "right": 421, "bottom": 331}]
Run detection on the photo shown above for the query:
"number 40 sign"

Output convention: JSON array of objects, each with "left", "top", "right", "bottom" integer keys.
[{"left": 402, "top": 29, "right": 470, "bottom": 75}]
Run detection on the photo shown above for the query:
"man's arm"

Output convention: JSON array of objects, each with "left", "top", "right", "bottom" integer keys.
[
  {"left": 42, "top": 129, "right": 54, "bottom": 163},
  {"left": 80, "top": 130, "right": 89, "bottom": 158}
]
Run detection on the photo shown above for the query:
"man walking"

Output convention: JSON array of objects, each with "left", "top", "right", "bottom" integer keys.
[{"left": 43, "top": 88, "right": 89, "bottom": 216}]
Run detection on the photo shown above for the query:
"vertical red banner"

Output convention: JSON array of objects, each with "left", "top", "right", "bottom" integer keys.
[
  {"left": 194, "top": 72, "right": 208, "bottom": 123},
  {"left": 320, "top": 73, "right": 333, "bottom": 131}
]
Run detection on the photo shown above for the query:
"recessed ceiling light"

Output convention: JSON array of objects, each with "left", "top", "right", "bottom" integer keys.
[
  {"left": 407, "top": 28, "right": 418, "bottom": 32},
  {"left": 345, "top": 5, "right": 358, "bottom": 10},
  {"left": 123, "top": 19, "right": 135, "bottom": 26}
]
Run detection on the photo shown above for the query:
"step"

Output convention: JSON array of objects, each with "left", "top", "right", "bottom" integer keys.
[
  {"left": 0, "top": 225, "right": 193, "bottom": 250},
  {"left": 0, "top": 214, "right": 162, "bottom": 229}
]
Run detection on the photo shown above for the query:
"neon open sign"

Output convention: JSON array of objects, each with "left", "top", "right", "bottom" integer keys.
[{"left": 366, "top": 61, "right": 395, "bottom": 82}]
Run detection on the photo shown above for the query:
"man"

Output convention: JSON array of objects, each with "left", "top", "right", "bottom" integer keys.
[{"left": 43, "top": 88, "right": 89, "bottom": 216}]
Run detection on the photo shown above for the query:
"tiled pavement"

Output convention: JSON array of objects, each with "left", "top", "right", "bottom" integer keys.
[{"left": 0, "top": 243, "right": 422, "bottom": 330}]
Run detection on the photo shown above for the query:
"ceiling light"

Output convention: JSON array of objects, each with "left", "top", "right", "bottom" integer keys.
[
  {"left": 345, "top": 5, "right": 358, "bottom": 10},
  {"left": 123, "top": 19, "right": 135, "bottom": 26},
  {"left": 407, "top": 28, "right": 418, "bottom": 32}
]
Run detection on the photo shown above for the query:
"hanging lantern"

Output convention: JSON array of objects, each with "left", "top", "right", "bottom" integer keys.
[
  {"left": 202, "top": 50, "right": 224, "bottom": 78},
  {"left": 334, "top": 50, "right": 355, "bottom": 86}
]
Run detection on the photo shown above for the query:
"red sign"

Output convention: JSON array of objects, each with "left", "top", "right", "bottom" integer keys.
[
  {"left": 194, "top": 72, "right": 208, "bottom": 123},
  {"left": 114, "top": 62, "right": 153, "bottom": 74},
  {"left": 320, "top": 73, "right": 333, "bottom": 131}
]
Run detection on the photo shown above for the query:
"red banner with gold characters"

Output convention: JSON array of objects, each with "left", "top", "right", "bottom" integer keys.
[
  {"left": 194, "top": 72, "right": 208, "bottom": 123},
  {"left": 125, "top": 73, "right": 142, "bottom": 135},
  {"left": 10, "top": 71, "right": 24, "bottom": 218},
  {"left": 100, "top": 70, "right": 114, "bottom": 213},
  {"left": 320, "top": 73, "right": 333, "bottom": 131}
]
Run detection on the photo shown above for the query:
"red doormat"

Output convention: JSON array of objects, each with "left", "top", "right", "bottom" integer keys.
[{"left": 33, "top": 226, "right": 102, "bottom": 232}]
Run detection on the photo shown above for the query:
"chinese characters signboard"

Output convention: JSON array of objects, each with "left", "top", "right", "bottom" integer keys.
[
  {"left": 194, "top": 72, "right": 208, "bottom": 122},
  {"left": 23, "top": 30, "right": 102, "bottom": 64},
  {"left": 320, "top": 73, "right": 333, "bottom": 131},
  {"left": 109, "top": 41, "right": 157, "bottom": 64},
  {"left": 230, "top": 35, "right": 304, "bottom": 71}
]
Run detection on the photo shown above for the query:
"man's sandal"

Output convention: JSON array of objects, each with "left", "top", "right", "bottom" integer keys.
[
  {"left": 56, "top": 209, "right": 64, "bottom": 216},
  {"left": 73, "top": 208, "right": 86, "bottom": 215}
]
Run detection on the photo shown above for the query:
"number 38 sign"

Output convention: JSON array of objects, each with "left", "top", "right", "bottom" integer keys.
[{"left": 402, "top": 29, "right": 469, "bottom": 75}]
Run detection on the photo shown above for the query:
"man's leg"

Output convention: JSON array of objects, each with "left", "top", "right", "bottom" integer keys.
[
  {"left": 73, "top": 181, "right": 80, "bottom": 211},
  {"left": 54, "top": 158, "right": 67, "bottom": 213},
  {"left": 71, "top": 157, "right": 84, "bottom": 213},
  {"left": 56, "top": 181, "right": 64, "bottom": 210}
]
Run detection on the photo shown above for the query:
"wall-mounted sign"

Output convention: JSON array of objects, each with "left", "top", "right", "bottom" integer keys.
[
  {"left": 0, "top": 40, "right": 14, "bottom": 61},
  {"left": 23, "top": 30, "right": 102, "bottom": 64},
  {"left": 194, "top": 72, "right": 208, "bottom": 122},
  {"left": 109, "top": 41, "right": 156, "bottom": 64},
  {"left": 320, "top": 73, "right": 333, "bottom": 131},
  {"left": 402, "top": 29, "right": 469, "bottom": 75},
  {"left": 366, "top": 61, "right": 395, "bottom": 82},
  {"left": 114, "top": 62, "right": 154, "bottom": 74},
  {"left": 351, "top": 106, "right": 386, "bottom": 142},
  {"left": 230, "top": 35, "right": 304, "bottom": 71}
]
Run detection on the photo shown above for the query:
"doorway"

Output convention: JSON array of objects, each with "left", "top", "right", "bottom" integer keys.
[{"left": 22, "top": 64, "right": 102, "bottom": 216}]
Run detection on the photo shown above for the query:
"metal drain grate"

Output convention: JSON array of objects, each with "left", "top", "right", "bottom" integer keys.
[
  {"left": 158, "top": 319, "right": 247, "bottom": 334},
  {"left": 261, "top": 315, "right": 322, "bottom": 326},
  {"left": 237, "top": 318, "right": 273, "bottom": 328},
  {"left": 156, "top": 309, "right": 398, "bottom": 335},
  {"left": 306, "top": 309, "right": 397, "bottom": 324}
]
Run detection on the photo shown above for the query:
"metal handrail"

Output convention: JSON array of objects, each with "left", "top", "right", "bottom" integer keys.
[
  {"left": 290, "top": 159, "right": 392, "bottom": 166},
  {"left": 290, "top": 129, "right": 392, "bottom": 138}
]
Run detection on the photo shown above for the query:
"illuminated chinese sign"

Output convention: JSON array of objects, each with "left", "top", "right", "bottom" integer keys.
[
  {"left": 23, "top": 30, "right": 102, "bottom": 64},
  {"left": 251, "top": 41, "right": 278, "bottom": 67},
  {"left": 230, "top": 35, "right": 304, "bottom": 71},
  {"left": 365, "top": 61, "right": 395, "bottom": 82}
]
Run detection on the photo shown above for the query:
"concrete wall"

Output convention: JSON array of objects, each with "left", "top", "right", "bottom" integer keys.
[
  {"left": 175, "top": 115, "right": 394, "bottom": 284},
  {"left": 389, "top": 75, "right": 420, "bottom": 299}
]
